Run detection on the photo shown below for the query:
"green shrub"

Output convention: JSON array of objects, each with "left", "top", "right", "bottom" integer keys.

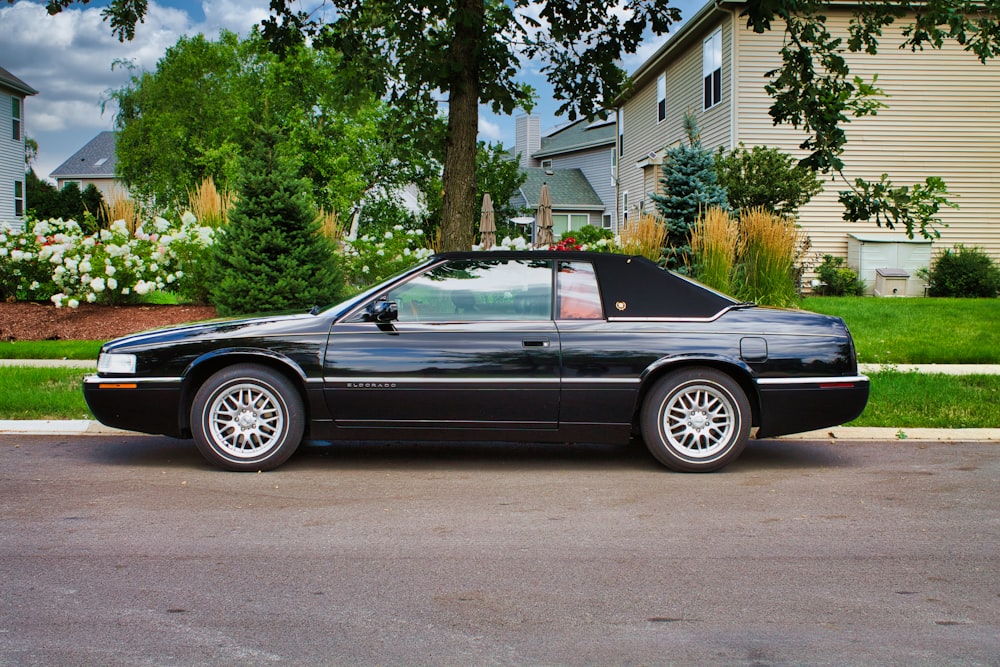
[
  {"left": 210, "top": 131, "right": 345, "bottom": 315},
  {"left": 714, "top": 143, "right": 823, "bottom": 218},
  {"left": 927, "top": 245, "right": 1000, "bottom": 298},
  {"left": 815, "top": 254, "right": 866, "bottom": 296}
]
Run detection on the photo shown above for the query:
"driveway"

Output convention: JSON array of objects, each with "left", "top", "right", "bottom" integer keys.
[{"left": 1, "top": 435, "right": 998, "bottom": 666}]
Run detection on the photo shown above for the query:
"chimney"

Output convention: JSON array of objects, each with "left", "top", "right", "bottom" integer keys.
[{"left": 515, "top": 114, "right": 541, "bottom": 168}]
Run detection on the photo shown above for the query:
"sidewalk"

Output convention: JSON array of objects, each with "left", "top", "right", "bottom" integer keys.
[{"left": 2, "top": 360, "right": 998, "bottom": 440}]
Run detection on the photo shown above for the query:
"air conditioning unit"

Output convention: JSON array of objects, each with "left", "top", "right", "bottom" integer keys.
[{"left": 874, "top": 268, "right": 910, "bottom": 297}]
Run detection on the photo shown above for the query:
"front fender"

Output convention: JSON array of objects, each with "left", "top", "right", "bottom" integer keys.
[{"left": 184, "top": 347, "right": 311, "bottom": 382}]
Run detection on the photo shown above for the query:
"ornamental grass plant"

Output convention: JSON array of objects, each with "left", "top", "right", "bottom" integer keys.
[
  {"left": 186, "top": 176, "right": 234, "bottom": 228},
  {"left": 99, "top": 185, "right": 142, "bottom": 233},
  {"left": 690, "top": 207, "right": 737, "bottom": 294},
  {"left": 618, "top": 213, "right": 666, "bottom": 262},
  {"left": 736, "top": 207, "right": 800, "bottom": 307}
]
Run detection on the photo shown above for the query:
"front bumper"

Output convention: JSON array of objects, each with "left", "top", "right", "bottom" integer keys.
[{"left": 83, "top": 375, "right": 186, "bottom": 437}]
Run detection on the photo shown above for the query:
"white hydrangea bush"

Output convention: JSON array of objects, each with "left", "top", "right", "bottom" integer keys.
[
  {"left": 340, "top": 224, "right": 433, "bottom": 290},
  {"left": 0, "top": 214, "right": 215, "bottom": 308}
]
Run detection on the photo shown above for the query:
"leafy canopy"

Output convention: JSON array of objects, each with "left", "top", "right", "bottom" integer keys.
[{"left": 106, "top": 30, "right": 438, "bottom": 218}]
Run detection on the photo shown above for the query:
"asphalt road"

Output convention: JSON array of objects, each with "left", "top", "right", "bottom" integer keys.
[{"left": 1, "top": 435, "right": 998, "bottom": 667}]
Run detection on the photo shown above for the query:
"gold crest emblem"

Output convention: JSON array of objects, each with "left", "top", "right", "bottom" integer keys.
[{"left": 615, "top": 301, "right": 627, "bottom": 311}]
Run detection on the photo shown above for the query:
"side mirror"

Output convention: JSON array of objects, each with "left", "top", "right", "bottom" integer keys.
[{"left": 373, "top": 300, "right": 398, "bottom": 323}]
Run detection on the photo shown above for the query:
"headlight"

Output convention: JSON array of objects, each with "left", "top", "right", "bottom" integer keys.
[{"left": 97, "top": 353, "right": 137, "bottom": 374}]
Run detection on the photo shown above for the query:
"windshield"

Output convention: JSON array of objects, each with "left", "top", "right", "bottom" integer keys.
[{"left": 320, "top": 257, "right": 440, "bottom": 320}]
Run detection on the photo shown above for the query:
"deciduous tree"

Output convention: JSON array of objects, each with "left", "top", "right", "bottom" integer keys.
[{"left": 106, "top": 30, "right": 437, "bottom": 219}]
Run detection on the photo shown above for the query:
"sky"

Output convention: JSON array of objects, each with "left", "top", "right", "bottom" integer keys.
[{"left": 0, "top": 0, "right": 704, "bottom": 183}]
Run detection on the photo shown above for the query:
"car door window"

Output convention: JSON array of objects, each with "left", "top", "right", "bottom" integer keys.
[
  {"left": 557, "top": 260, "right": 603, "bottom": 320},
  {"left": 388, "top": 258, "right": 553, "bottom": 322}
]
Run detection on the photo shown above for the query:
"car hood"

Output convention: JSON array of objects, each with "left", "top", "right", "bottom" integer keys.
[{"left": 100, "top": 310, "right": 322, "bottom": 353}]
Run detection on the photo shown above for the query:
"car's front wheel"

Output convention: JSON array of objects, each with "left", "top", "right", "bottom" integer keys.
[
  {"left": 191, "top": 364, "right": 305, "bottom": 471},
  {"left": 641, "top": 367, "right": 750, "bottom": 472}
]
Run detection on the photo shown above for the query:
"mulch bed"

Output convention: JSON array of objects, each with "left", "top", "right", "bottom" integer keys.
[{"left": 0, "top": 301, "right": 219, "bottom": 342}]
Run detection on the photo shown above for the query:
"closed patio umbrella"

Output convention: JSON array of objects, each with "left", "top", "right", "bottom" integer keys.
[
  {"left": 535, "top": 183, "right": 554, "bottom": 247},
  {"left": 479, "top": 192, "right": 496, "bottom": 250}
]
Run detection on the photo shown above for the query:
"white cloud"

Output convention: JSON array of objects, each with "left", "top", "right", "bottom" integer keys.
[
  {"left": 478, "top": 117, "right": 503, "bottom": 142},
  {"left": 199, "top": 0, "right": 271, "bottom": 35}
]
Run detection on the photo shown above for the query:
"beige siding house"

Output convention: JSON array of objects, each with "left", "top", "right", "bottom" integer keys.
[{"left": 617, "top": 1, "right": 1000, "bottom": 284}]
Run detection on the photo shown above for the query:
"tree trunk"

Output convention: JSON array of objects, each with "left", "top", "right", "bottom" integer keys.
[{"left": 438, "top": 0, "right": 483, "bottom": 252}]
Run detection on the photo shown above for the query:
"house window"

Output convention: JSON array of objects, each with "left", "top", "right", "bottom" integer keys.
[
  {"left": 551, "top": 213, "right": 590, "bottom": 237},
  {"left": 11, "top": 98, "right": 21, "bottom": 141},
  {"left": 14, "top": 180, "right": 24, "bottom": 217},
  {"left": 540, "top": 159, "right": 553, "bottom": 169},
  {"left": 657, "top": 73, "right": 666, "bottom": 122},
  {"left": 617, "top": 108, "right": 624, "bottom": 158},
  {"left": 621, "top": 191, "right": 629, "bottom": 228},
  {"left": 703, "top": 29, "right": 722, "bottom": 110},
  {"left": 602, "top": 214, "right": 612, "bottom": 229}
]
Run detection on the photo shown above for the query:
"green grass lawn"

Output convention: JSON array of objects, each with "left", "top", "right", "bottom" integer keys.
[
  {"left": 0, "top": 368, "right": 92, "bottom": 420},
  {"left": 801, "top": 297, "right": 1000, "bottom": 364},
  {"left": 847, "top": 370, "right": 1000, "bottom": 428}
]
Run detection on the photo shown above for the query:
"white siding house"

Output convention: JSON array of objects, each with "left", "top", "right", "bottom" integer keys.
[
  {"left": 616, "top": 1, "right": 1000, "bottom": 270},
  {"left": 0, "top": 65, "right": 37, "bottom": 228}
]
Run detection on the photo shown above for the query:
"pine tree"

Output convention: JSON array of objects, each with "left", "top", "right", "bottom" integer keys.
[
  {"left": 650, "top": 114, "right": 727, "bottom": 270},
  {"left": 211, "top": 129, "right": 345, "bottom": 316}
]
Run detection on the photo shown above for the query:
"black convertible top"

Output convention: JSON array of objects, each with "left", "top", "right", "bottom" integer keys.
[{"left": 433, "top": 251, "right": 737, "bottom": 319}]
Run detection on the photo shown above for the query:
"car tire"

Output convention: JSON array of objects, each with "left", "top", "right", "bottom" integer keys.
[
  {"left": 191, "top": 364, "right": 305, "bottom": 471},
  {"left": 641, "top": 367, "right": 751, "bottom": 472}
]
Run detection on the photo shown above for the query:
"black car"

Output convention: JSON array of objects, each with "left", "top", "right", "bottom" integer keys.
[{"left": 84, "top": 251, "right": 869, "bottom": 472}]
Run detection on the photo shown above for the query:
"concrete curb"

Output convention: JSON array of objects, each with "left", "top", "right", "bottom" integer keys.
[
  {"left": 0, "top": 359, "right": 95, "bottom": 368},
  {"left": 859, "top": 363, "right": 1000, "bottom": 375},
  {"left": 775, "top": 427, "right": 1000, "bottom": 442},
  {"left": 0, "top": 420, "right": 129, "bottom": 435}
]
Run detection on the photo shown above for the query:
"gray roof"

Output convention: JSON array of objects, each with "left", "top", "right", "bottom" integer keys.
[
  {"left": 50, "top": 131, "right": 117, "bottom": 179},
  {"left": 0, "top": 65, "right": 38, "bottom": 96},
  {"left": 515, "top": 167, "right": 605, "bottom": 211},
  {"left": 533, "top": 117, "right": 616, "bottom": 159}
]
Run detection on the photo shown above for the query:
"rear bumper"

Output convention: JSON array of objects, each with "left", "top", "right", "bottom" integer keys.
[
  {"left": 83, "top": 375, "right": 186, "bottom": 437},
  {"left": 754, "top": 375, "right": 870, "bottom": 438}
]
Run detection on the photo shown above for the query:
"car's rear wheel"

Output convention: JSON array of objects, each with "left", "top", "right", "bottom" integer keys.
[
  {"left": 191, "top": 364, "right": 304, "bottom": 471},
  {"left": 641, "top": 367, "right": 750, "bottom": 472}
]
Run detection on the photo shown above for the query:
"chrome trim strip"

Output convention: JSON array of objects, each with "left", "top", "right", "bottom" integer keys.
[
  {"left": 84, "top": 375, "right": 183, "bottom": 385},
  {"left": 607, "top": 314, "right": 725, "bottom": 323},
  {"left": 324, "top": 376, "right": 560, "bottom": 385},
  {"left": 756, "top": 375, "right": 869, "bottom": 386},
  {"left": 562, "top": 377, "right": 640, "bottom": 385}
]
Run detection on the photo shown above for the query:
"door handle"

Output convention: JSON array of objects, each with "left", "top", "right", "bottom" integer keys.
[{"left": 522, "top": 338, "right": 550, "bottom": 348}]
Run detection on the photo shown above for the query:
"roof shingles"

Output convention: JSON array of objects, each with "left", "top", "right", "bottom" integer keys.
[
  {"left": 518, "top": 167, "right": 604, "bottom": 211},
  {"left": 50, "top": 131, "right": 117, "bottom": 179}
]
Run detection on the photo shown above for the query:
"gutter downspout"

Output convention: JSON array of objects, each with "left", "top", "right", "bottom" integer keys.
[{"left": 716, "top": 0, "right": 739, "bottom": 150}]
